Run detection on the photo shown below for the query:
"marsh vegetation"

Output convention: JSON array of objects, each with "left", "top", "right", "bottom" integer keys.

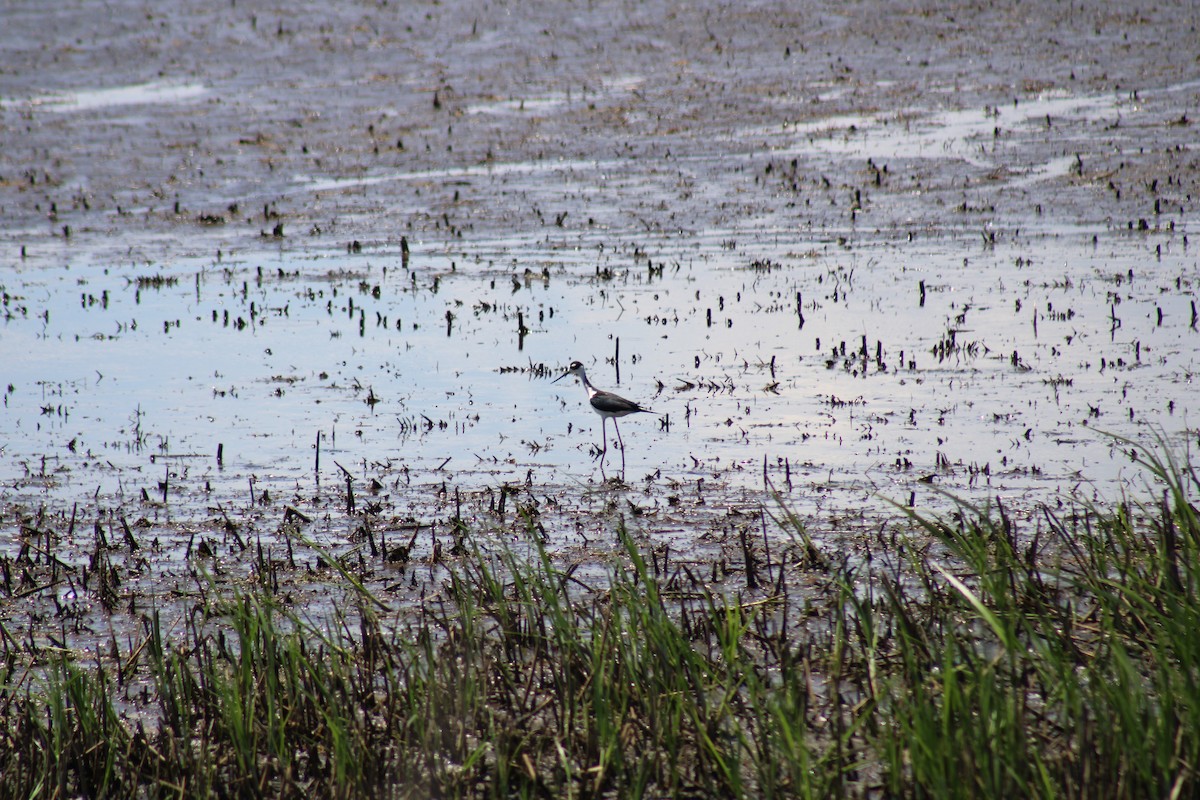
[{"left": 2, "top": 436, "right": 1196, "bottom": 798}]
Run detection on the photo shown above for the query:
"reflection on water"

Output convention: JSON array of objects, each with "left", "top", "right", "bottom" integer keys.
[
  {"left": 23, "top": 80, "right": 208, "bottom": 112},
  {"left": 2, "top": 222, "right": 1193, "bottom": 525}
]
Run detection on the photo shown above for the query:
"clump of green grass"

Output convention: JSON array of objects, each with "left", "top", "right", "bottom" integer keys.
[
  {"left": 864, "top": 433, "right": 1200, "bottom": 797},
  {"left": 0, "top": 435, "right": 1197, "bottom": 798},
  {"left": 0, "top": 525, "right": 854, "bottom": 798}
]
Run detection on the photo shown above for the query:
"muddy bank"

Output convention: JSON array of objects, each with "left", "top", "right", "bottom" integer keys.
[{"left": 2, "top": 0, "right": 1198, "bottom": 263}]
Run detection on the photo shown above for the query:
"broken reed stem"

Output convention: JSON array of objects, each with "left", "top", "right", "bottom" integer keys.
[
  {"left": 739, "top": 524, "right": 758, "bottom": 590},
  {"left": 615, "top": 336, "right": 621, "bottom": 384}
]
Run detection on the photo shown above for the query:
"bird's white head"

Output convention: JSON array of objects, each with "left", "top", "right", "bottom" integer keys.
[{"left": 552, "top": 361, "right": 586, "bottom": 384}]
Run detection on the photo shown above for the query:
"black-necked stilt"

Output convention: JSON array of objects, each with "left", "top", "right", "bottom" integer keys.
[{"left": 553, "top": 360, "right": 653, "bottom": 463}]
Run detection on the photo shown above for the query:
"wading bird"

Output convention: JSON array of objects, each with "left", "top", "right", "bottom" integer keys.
[{"left": 553, "top": 360, "right": 653, "bottom": 466}]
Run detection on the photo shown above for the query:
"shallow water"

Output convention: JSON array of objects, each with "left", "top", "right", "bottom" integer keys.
[{"left": 3, "top": 216, "right": 1193, "bottom": 520}]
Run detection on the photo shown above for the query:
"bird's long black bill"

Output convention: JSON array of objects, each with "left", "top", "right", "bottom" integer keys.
[{"left": 551, "top": 372, "right": 570, "bottom": 383}]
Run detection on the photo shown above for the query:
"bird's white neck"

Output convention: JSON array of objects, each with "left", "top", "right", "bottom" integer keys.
[{"left": 575, "top": 368, "right": 600, "bottom": 397}]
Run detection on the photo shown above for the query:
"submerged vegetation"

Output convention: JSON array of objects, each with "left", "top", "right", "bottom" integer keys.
[{"left": 1, "top": 436, "right": 1198, "bottom": 798}]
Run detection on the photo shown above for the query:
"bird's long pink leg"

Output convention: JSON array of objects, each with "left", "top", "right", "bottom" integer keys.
[{"left": 615, "top": 419, "right": 626, "bottom": 472}]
